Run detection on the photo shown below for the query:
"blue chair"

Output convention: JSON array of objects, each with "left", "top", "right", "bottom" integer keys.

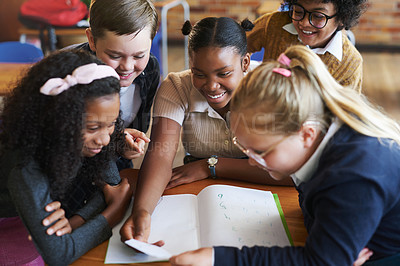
[
  {"left": 150, "top": 27, "right": 162, "bottom": 74},
  {"left": 0, "top": 41, "right": 44, "bottom": 63},
  {"left": 250, "top": 47, "right": 265, "bottom": 62}
]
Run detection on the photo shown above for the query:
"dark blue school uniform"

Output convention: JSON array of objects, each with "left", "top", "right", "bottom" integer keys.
[{"left": 214, "top": 125, "right": 400, "bottom": 265}]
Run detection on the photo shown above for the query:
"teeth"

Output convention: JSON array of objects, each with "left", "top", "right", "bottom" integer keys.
[
  {"left": 208, "top": 91, "right": 226, "bottom": 99},
  {"left": 303, "top": 30, "right": 313, "bottom": 35}
]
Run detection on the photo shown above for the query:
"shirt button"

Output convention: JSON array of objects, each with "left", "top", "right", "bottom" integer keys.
[
  {"left": 84, "top": 200, "right": 87, "bottom": 204},
  {"left": 224, "top": 140, "right": 229, "bottom": 145},
  {"left": 225, "top": 130, "right": 229, "bottom": 135}
]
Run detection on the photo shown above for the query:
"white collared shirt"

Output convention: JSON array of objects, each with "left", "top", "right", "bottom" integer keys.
[
  {"left": 282, "top": 23, "right": 343, "bottom": 61},
  {"left": 120, "top": 84, "right": 142, "bottom": 127},
  {"left": 291, "top": 118, "right": 343, "bottom": 186}
]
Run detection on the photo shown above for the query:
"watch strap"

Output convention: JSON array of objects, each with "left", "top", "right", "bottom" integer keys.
[{"left": 208, "top": 155, "right": 218, "bottom": 179}]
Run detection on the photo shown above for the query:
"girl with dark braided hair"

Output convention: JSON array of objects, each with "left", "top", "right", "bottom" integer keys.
[
  {"left": 120, "top": 16, "right": 292, "bottom": 245},
  {"left": 0, "top": 50, "right": 132, "bottom": 265}
]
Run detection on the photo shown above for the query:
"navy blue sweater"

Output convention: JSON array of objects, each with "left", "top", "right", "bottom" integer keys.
[{"left": 214, "top": 125, "right": 400, "bottom": 265}]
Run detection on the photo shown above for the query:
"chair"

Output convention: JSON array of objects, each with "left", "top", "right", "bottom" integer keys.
[
  {"left": 250, "top": 47, "right": 265, "bottom": 62},
  {"left": 150, "top": 26, "right": 162, "bottom": 74},
  {"left": 0, "top": 41, "right": 44, "bottom": 63}
]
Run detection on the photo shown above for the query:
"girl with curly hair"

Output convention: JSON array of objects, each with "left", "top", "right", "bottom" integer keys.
[
  {"left": 0, "top": 50, "right": 132, "bottom": 265},
  {"left": 247, "top": 0, "right": 368, "bottom": 92},
  {"left": 170, "top": 45, "right": 400, "bottom": 265}
]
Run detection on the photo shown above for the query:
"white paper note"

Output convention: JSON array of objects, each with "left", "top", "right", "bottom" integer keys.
[{"left": 124, "top": 239, "right": 171, "bottom": 259}]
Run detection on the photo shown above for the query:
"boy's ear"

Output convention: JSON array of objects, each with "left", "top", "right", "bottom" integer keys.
[{"left": 86, "top": 28, "right": 96, "bottom": 52}]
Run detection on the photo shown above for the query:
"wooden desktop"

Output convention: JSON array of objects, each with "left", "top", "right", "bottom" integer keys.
[{"left": 70, "top": 168, "right": 307, "bottom": 266}]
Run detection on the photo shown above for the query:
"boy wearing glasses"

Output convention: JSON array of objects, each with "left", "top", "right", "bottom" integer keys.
[{"left": 247, "top": 0, "right": 368, "bottom": 92}]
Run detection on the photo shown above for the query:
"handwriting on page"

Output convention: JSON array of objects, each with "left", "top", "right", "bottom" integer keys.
[
  {"left": 105, "top": 185, "right": 291, "bottom": 264},
  {"left": 198, "top": 185, "right": 290, "bottom": 248}
]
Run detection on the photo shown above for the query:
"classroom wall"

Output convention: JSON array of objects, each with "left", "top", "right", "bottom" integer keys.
[
  {"left": 0, "top": 0, "right": 25, "bottom": 42},
  {"left": 0, "top": 0, "right": 398, "bottom": 47},
  {"left": 356, "top": 0, "right": 400, "bottom": 45},
  {"left": 164, "top": 0, "right": 400, "bottom": 47}
]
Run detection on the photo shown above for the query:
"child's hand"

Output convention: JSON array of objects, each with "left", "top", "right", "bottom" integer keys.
[
  {"left": 120, "top": 210, "right": 150, "bottom": 242},
  {"left": 42, "top": 201, "right": 72, "bottom": 236},
  {"left": 167, "top": 160, "right": 210, "bottom": 189},
  {"left": 102, "top": 177, "right": 133, "bottom": 228},
  {"left": 119, "top": 210, "right": 164, "bottom": 246},
  {"left": 353, "top": 248, "right": 373, "bottom": 266},
  {"left": 170, "top": 247, "right": 213, "bottom": 266},
  {"left": 122, "top": 128, "right": 150, "bottom": 160}
]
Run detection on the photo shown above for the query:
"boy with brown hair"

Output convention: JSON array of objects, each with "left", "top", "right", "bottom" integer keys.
[{"left": 70, "top": 0, "right": 160, "bottom": 169}]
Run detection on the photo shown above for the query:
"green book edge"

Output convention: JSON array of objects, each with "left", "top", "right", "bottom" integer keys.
[{"left": 273, "top": 193, "right": 294, "bottom": 246}]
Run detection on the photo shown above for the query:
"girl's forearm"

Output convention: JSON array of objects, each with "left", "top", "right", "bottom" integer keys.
[
  {"left": 215, "top": 158, "right": 294, "bottom": 186},
  {"left": 69, "top": 215, "right": 85, "bottom": 230},
  {"left": 102, "top": 179, "right": 133, "bottom": 228},
  {"left": 133, "top": 151, "right": 174, "bottom": 215}
]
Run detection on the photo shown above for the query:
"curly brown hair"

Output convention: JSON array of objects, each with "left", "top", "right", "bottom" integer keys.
[{"left": 0, "top": 50, "right": 125, "bottom": 200}]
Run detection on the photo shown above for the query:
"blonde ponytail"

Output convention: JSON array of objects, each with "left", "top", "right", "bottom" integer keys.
[{"left": 231, "top": 45, "right": 400, "bottom": 144}]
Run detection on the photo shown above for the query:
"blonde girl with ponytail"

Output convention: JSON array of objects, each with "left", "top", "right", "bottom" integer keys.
[{"left": 169, "top": 45, "right": 400, "bottom": 266}]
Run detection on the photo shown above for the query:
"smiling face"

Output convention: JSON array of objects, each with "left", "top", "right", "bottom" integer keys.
[
  {"left": 292, "top": 0, "right": 341, "bottom": 48},
  {"left": 190, "top": 46, "right": 250, "bottom": 115},
  {"left": 82, "top": 93, "right": 120, "bottom": 157},
  {"left": 87, "top": 27, "right": 152, "bottom": 87}
]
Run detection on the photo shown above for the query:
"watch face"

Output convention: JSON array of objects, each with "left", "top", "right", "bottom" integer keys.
[{"left": 208, "top": 157, "right": 218, "bottom": 165}]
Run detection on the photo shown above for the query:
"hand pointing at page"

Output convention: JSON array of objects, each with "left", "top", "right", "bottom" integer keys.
[{"left": 119, "top": 210, "right": 164, "bottom": 247}]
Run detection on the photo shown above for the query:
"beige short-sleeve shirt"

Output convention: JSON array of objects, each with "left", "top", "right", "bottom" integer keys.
[{"left": 153, "top": 70, "right": 244, "bottom": 159}]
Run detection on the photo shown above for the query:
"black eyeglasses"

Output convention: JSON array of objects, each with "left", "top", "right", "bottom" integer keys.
[{"left": 288, "top": 4, "right": 337, "bottom": 29}]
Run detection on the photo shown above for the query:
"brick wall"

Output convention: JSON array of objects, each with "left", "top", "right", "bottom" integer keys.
[
  {"left": 157, "top": 0, "right": 400, "bottom": 47},
  {"left": 355, "top": 0, "right": 400, "bottom": 45}
]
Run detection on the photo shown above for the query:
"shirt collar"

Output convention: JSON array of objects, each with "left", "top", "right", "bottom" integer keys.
[
  {"left": 291, "top": 118, "right": 343, "bottom": 186},
  {"left": 282, "top": 23, "right": 343, "bottom": 61}
]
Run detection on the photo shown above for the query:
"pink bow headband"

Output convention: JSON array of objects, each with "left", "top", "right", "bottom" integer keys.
[
  {"left": 273, "top": 53, "right": 292, "bottom": 77},
  {"left": 40, "top": 63, "right": 120, "bottom": 96}
]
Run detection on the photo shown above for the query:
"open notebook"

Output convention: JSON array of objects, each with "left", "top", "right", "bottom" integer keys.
[{"left": 105, "top": 184, "right": 293, "bottom": 264}]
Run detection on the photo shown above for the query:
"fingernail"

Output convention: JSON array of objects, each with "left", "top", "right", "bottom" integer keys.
[
  {"left": 43, "top": 219, "right": 49, "bottom": 226},
  {"left": 47, "top": 228, "right": 54, "bottom": 235}
]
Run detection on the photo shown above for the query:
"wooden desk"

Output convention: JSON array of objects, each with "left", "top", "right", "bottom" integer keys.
[
  {"left": 19, "top": 26, "right": 87, "bottom": 53},
  {"left": 71, "top": 169, "right": 307, "bottom": 265},
  {"left": 0, "top": 63, "right": 32, "bottom": 96},
  {"left": 19, "top": 26, "right": 87, "bottom": 39}
]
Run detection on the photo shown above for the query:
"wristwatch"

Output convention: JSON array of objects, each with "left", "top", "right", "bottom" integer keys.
[{"left": 207, "top": 155, "right": 218, "bottom": 179}]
